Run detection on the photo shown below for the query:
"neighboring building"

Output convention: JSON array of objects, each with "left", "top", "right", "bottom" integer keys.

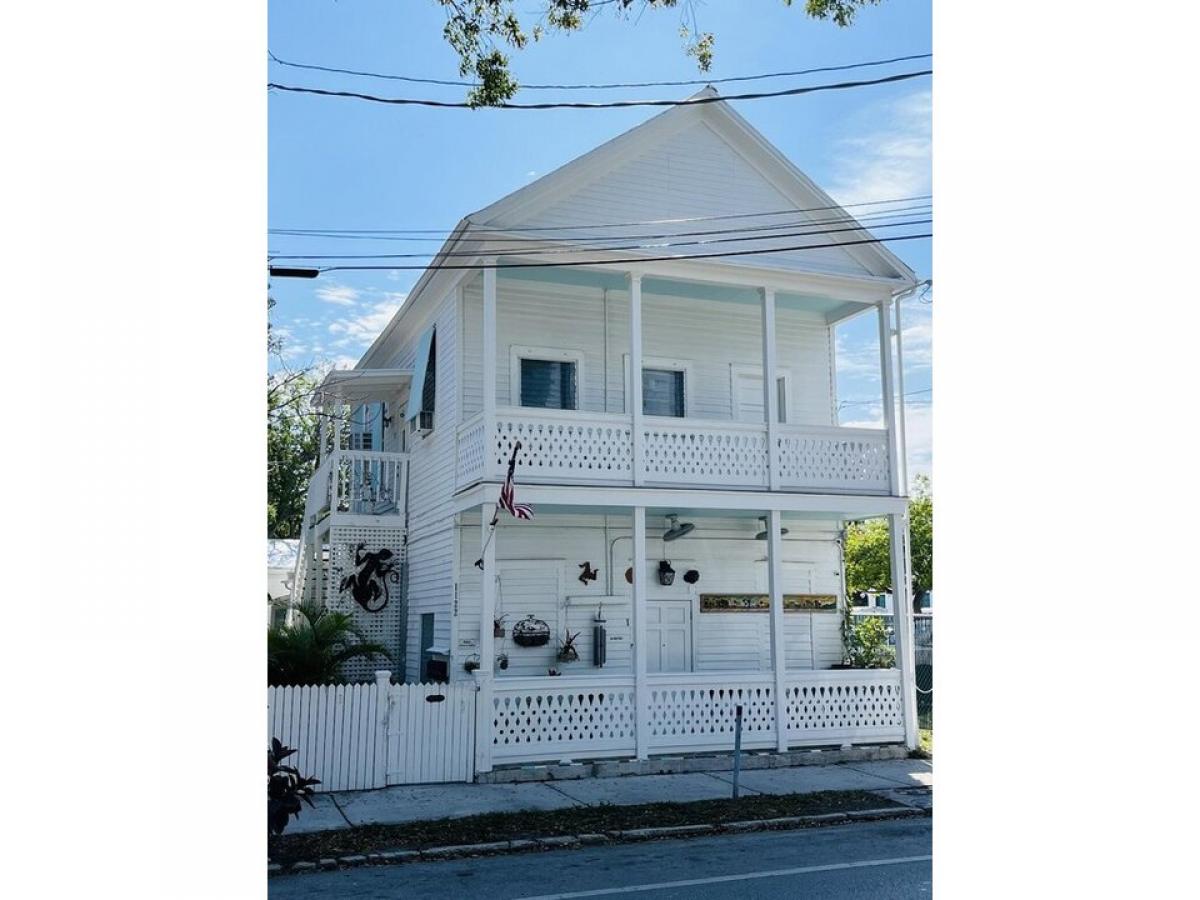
[
  {"left": 290, "top": 88, "right": 924, "bottom": 771},
  {"left": 267, "top": 538, "right": 298, "bottom": 627}
]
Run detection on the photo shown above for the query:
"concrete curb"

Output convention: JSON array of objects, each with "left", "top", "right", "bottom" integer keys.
[{"left": 270, "top": 805, "right": 930, "bottom": 877}]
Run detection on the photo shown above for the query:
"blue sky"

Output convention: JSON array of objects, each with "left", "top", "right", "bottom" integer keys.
[{"left": 268, "top": 0, "right": 931, "bottom": 482}]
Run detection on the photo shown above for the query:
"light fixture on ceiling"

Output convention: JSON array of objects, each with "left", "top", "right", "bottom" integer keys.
[
  {"left": 662, "top": 514, "right": 695, "bottom": 542},
  {"left": 755, "top": 516, "right": 789, "bottom": 540}
]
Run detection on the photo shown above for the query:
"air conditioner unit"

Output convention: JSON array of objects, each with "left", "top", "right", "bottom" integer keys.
[{"left": 410, "top": 410, "right": 434, "bottom": 434}]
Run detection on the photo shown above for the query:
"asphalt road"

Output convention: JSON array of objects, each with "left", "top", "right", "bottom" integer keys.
[{"left": 269, "top": 817, "right": 932, "bottom": 899}]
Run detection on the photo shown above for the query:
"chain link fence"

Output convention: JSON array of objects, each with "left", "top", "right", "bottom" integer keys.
[{"left": 857, "top": 612, "right": 933, "bottom": 733}]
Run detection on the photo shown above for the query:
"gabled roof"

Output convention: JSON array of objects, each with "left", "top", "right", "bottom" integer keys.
[
  {"left": 360, "top": 88, "right": 917, "bottom": 366},
  {"left": 465, "top": 86, "right": 918, "bottom": 282}
]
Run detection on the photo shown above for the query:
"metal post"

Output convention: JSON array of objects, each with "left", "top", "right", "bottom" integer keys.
[{"left": 732, "top": 704, "right": 744, "bottom": 799}]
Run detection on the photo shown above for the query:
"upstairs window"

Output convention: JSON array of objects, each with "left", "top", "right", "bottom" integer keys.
[
  {"left": 643, "top": 368, "right": 685, "bottom": 418},
  {"left": 520, "top": 358, "right": 578, "bottom": 410},
  {"left": 405, "top": 326, "right": 437, "bottom": 433}
]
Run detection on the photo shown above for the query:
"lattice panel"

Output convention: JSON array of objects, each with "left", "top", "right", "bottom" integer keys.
[
  {"left": 646, "top": 681, "right": 777, "bottom": 750},
  {"left": 456, "top": 417, "right": 486, "bottom": 487},
  {"left": 776, "top": 430, "right": 890, "bottom": 493},
  {"left": 642, "top": 425, "right": 769, "bottom": 487},
  {"left": 494, "top": 414, "right": 632, "bottom": 482},
  {"left": 784, "top": 676, "right": 904, "bottom": 741},
  {"left": 327, "top": 526, "right": 407, "bottom": 682},
  {"left": 491, "top": 682, "right": 637, "bottom": 762}
]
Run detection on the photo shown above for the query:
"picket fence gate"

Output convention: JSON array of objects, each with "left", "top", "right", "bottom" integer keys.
[{"left": 267, "top": 672, "right": 476, "bottom": 792}]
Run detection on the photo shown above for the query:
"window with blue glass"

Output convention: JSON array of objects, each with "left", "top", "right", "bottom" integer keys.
[
  {"left": 520, "top": 358, "right": 577, "bottom": 410},
  {"left": 642, "top": 368, "right": 685, "bottom": 417}
]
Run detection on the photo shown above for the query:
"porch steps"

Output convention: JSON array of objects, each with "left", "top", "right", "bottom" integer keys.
[{"left": 475, "top": 743, "right": 908, "bottom": 784}]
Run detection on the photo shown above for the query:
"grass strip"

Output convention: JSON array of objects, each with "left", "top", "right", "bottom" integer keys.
[{"left": 269, "top": 789, "right": 900, "bottom": 866}]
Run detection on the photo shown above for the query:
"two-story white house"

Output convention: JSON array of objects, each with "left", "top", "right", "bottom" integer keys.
[{"left": 290, "top": 87, "right": 924, "bottom": 775}]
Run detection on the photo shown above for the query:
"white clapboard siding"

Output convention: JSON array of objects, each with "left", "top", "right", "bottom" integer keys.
[{"left": 267, "top": 680, "right": 476, "bottom": 791}]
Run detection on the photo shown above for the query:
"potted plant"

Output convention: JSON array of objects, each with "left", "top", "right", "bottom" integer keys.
[
  {"left": 556, "top": 630, "right": 581, "bottom": 663},
  {"left": 496, "top": 652, "right": 509, "bottom": 671},
  {"left": 493, "top": 615, "right": 508, "bottom": 639},
  {"left": 512, "top": 615, "right": 551, "bottom": 647},
  {"left": 463, "top": 654, "right": 480, "bottom": 673}
]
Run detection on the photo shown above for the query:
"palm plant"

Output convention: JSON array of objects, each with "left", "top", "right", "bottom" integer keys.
[{"left": 267, "top": 601, "right": 392, "bottom": 685}]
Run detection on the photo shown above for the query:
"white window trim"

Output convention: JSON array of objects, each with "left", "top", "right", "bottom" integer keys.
[
  {"left": 729, "top": 363, "right": 793, "bottom": 424},
  {"left": 622, "top": 354, "right": 693, "bottom": 417},
  {"left": 509, "top": 345, "right": 585, "bottom": 409}
]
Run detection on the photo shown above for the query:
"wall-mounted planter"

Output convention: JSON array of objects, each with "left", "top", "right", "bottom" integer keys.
[{"left": 511, "top": 615, "right": 551, "bottom": 647}]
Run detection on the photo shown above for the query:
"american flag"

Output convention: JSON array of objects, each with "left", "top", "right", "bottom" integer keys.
[{"left": 498, "top": 441, "right": 534, "bottom": 520}]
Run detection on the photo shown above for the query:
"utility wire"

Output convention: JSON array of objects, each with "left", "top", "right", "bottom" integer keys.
[
  {"left": 268, "top": 49, "right": 932, "bottom": 91},
  {"left": 839, "top": 388, "right": 932, "bottom": 407},
  {"left": 270, "top": 193, "right": 933, "bottom": 236},
  {"left": 267, "top": 217, "right": 932, "bottom": 260},
  {"left": 267, "top": 69, "right": 932, "bottom": 110},
  {"left": 268, "top": 204, "right": 932, "bottom": 246},
  {"left": 312, "top": 232, "right": 932, "bottom": 272}
]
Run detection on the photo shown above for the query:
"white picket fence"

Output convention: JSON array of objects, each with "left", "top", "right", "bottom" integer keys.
[{"left": 267, "top": 672, "right": 476, "bottom": 792}]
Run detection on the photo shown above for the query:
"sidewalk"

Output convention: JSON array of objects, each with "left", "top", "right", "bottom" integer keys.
[{"left": 292, "top": 757, "right": 933, "bottom": 835}]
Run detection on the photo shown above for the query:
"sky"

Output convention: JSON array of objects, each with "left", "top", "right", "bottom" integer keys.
[{"left": 268, "top": 0, "right": 932, "bottom": 484}]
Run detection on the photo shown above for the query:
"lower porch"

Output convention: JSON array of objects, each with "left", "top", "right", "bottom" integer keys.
[{"left": 452, "top": 487, "right": 919, "bottom": 772}]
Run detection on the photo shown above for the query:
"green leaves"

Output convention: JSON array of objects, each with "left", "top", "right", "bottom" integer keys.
[
  {"left": 268, "top": 739, "right": 321, "bottom": 835},
  {"left": 268, "top": 602, "right": 393, "bottom": 685},
  {"left": 432, "top": 1, "right": 886, "bottom": 107}
]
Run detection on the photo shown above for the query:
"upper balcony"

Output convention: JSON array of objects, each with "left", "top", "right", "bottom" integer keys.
[{"left": 451, "top": 265, "right": 905, "bottom": 498}]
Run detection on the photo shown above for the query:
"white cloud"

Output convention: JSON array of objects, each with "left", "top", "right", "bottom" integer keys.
[
  {"left": 327, "top": 295, "right": 405, "bottom": 348},
  {"left": 315, "top": 283, "right": 360, "bottom": 306},
  {"left": 827, "top": 89, "right": 931, "bottom": 208}
]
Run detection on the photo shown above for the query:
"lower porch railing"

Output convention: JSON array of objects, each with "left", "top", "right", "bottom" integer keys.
[{"left": 489, "top": 669, "right": 904, "bottom": 765}]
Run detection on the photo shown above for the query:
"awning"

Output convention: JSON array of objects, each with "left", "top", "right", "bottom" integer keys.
[
  {"left": 314, "top": 367, "right": 412, "bottom": 407},
  {"left": 405, "top": 326, "right": 435, "bottom": 422}
]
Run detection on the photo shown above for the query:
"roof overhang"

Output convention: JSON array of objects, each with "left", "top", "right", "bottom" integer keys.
[{"left": 315, "top": 368, "right": 412, "bottom": 406}]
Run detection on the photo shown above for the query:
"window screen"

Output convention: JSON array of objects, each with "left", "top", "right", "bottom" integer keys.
[
  {"left": 642, "top": 368, "right": 685, "bottom": 417},
  {"left": 520, "top": 359, "right": 577, "bottom": 410}
]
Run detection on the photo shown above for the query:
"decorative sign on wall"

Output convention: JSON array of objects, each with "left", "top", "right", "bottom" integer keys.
[
  {"left": 338, "top": 543, "right": 400, "bottom": 612},
  {"left": 699, "top": 593, "right": 838, "bottom": 613}
]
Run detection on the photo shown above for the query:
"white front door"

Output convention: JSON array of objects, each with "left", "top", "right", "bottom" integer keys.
[
  {"left": 733, "top": 369, "right": 791, "bottom": 423},
  {"left": 646, "top": 601, "right": 691, "bottom": 672}
]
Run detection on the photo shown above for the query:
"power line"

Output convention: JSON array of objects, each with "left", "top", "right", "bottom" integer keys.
[
  {"left": 839, "top": 388, "right": 932, "bottom": 407},
  {"left": 269, "top": 193, "right": 933, "bottom": 237},
  {"left": 268, "top": 204, "right": 932, "bottom": 246},
  {"left": 312, "top": 232, "right": 932, "bottom": 272},
  {"left": 268, "top": 49, "right": 932, "bottom": 91},
  {"left": 267, "top": 69, "right": 932, "bottom": 110},
  {"left": 267, "top": 217, "right": 932, "bottom": 261}
]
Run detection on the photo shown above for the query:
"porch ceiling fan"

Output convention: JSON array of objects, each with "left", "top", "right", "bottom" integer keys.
[
  {"left": 662, "top": 514, "right": 695, "bottom": 542},
  {"left": 755, "top": 516, "right": 789, "bottom": 540}
]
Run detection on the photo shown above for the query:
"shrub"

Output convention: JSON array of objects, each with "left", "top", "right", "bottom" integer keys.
[{"left": 268, "top": 738, "right": 320, "bottom": 836}]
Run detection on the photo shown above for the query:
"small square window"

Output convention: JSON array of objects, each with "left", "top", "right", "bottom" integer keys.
[
  {"left": 520, "top": 359, "right": 577, "bottom": 410},
  {"left": 643, "top": 368, "right": 685, "bottom": 417}
]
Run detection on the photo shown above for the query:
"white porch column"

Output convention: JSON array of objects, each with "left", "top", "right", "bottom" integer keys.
[
  {"left": 482, "top": 263, "right": 498, "bottom": 481},
  {"left": 474, "top": 501, "right": 498, "bottom": 774},
  {"left": 629, "top": 272, "right": 644, "bottom": 486},
  {"left": 316, "top": 403, "right": 327, "bottom": 467},
  {"left": 761, "top": 287, "right": 781, "bottom": 490},
  {"left": 877, "top": 302, "right": 901, "bottom": 495},
  {"left": 893, "top": 294, "right": 910, "bottom": 490},
  {"left": 888, "top": 511, "right": 919, "bottom": 750},
  {"left": 631, "top": 505, "right": 649, "bottom": 759},
  {"left": 766, "top": 508, "right": 788, "bottom": 752}
]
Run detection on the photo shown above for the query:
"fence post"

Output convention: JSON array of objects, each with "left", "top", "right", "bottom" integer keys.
[{"left": 374, "top": 670, "right": 392, "bottom": 788}]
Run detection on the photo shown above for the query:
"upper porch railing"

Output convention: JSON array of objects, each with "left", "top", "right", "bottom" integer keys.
[
  {"left": 306, "top": 449, "right": 409, "bottom": 524},
  {"left": 455, "top": 408, "right": 890, "bottom": 494}
]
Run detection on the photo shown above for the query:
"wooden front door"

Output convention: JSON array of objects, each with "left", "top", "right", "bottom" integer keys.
[{"left": 646, "top": 601, "right": 691, "bottom": 672}]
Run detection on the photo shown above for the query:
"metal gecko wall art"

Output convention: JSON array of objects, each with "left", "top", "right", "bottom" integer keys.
[{"left": 338, "top": 543, "right": 400, "bottom": 612}]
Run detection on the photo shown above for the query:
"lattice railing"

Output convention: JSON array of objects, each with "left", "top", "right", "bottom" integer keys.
[
  {"left": 493, "top": 409, "right": 633, "bottom": 483},
  {"left": 455, "top": 414, "right": 487, "bottom": 488},
  {"left": 642, "top": 419, "right": 769, "bottom": 488},
  {"left": 645, "top": 674, "right": 777, "bottom": 751},
  {"left": 776, "top": 425, "right": 890, "bottom": 493},
  {"left": 784, "top": 670, "right": 904, "bottom": 744},
  {"left": 491, "top": 677, "right": 637, "bottom": 763}
]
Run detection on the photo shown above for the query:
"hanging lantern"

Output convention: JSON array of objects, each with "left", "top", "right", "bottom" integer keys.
[{"left": 658, "top": 560, "right": 676, "bottom": 586}]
